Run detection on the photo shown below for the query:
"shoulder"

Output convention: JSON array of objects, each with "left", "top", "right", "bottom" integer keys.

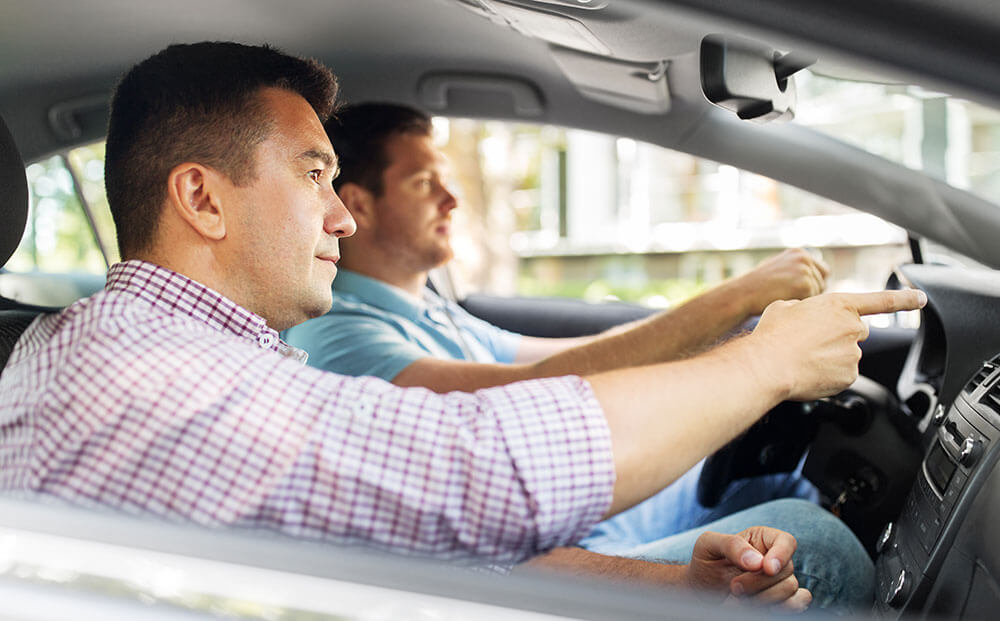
[{"left": 285, "top": 297, "right": 411, "bottom": 347}]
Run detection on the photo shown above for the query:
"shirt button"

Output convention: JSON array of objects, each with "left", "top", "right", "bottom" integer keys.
[{"left": 258, "top": 333, "right": 276, "bottom": 349}]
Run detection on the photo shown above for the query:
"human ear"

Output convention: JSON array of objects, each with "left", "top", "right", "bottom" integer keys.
[
  {"left": 166, "top": 163, "right": 226, "bottom": 241},
  {"left": 336, "top": 182, "right": 376, "bottom": 231}
]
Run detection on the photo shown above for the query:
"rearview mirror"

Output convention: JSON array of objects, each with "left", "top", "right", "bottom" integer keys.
[{"left": 700, "top": 34, "right": 814, "bottom": 123}]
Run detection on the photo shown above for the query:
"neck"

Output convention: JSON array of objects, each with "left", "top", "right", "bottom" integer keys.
[
  {"left": 136, "top": 249, "right": 230, "bottom": 306},
  {"left": 137, "top": 246, "right": 288, "bottom": 327},
  {"left": 341, "top": 251, "right": 429, "bottom": 298}
]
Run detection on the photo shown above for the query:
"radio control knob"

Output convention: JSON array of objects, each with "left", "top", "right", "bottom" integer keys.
[
  {"left": 932, "top": 403, "right": 946, "bottom": 425},
  {"left": 886, "top": 569, "right": 911, "bottom": 608},
  {"left": 876, "top": 522, "right": 895, "bottom": 554},
  {"left": 960, "top": 437, "right": 982, "bottom": 466}
]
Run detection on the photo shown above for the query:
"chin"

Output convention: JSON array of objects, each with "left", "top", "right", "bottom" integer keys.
[
  {"left": 434, "top": 246, "right": 455, "bottom": 266},
  {"left": 313, "top": 294, "right": 335, "bottom": 317}
]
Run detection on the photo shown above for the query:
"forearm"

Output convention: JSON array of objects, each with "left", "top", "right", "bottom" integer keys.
[
  {"left": 394, "top": 278, "right": 754, "bottom": 394},
  {"left": 525, "top": 247, "right": 830, "bottom": 374},
  {"left": 516, "top": 546, "right": 688, "bottom": 587},
  {"left": 529, "top": 279, "right": 752, "bottom": 376},
  {"left": 491, "top": 248, "right": 829, "bottom": 384}
]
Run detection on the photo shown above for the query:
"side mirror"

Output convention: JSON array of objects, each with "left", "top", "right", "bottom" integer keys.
[{"left": 700, "top": 34, "right": 814, "bottom": 122}]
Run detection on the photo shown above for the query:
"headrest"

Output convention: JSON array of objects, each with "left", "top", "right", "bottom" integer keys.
[{"left": 0, "top": 115, "right": 29, "bottom": 269}]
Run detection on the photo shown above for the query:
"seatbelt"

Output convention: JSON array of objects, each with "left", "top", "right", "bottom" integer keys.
[
  {"left": 427, "top": 266, "right": 478, "bottom": 361},
  {"left": 427, "top": 266, "right": 461, "bottom": 302}
]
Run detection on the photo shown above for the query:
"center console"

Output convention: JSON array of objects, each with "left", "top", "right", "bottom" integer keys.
[{"left": 875, "top": 359, "right": 1000, "bottom": 616}]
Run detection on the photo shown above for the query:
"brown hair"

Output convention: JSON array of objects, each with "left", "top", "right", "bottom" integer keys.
[
  {"left": 105, "top": 41, "right": 338, "bottom": 258},
  {"left": 325, "top": 102, "right": 432, "bottom": 196}
]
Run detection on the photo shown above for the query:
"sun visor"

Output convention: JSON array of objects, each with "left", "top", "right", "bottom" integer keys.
[
  {"left": 549, "top": 46, "right": 670, "bottom": 114},
  {"left": 458, "top": 0, "right": 611, "bottom": 55}
]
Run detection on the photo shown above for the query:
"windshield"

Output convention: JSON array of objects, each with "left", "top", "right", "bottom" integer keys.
[{"left": 795, "top": 71, "right": 1000, "bottom": 207}]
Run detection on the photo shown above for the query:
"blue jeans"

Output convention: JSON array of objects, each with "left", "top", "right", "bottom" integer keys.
[{"left": 580, "top": 461, "right": 874, "bottom": 613}]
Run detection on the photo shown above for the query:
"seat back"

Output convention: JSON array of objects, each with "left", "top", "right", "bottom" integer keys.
[
  {"left": 0, "top": 114, "right": 53, "bottom": 376},
  {"left": 0, "top": 310, "right": 45, "bottom": 371},
  {"left": 0, "top": 114, "right": 27, "bottom": 270}
]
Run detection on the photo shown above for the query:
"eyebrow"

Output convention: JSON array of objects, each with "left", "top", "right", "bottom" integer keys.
[
  {"left": 403, "top": 164, "right": 449, "bottom": 180},
  {"left": 297, "top": 149, "right": 337, "bottom": 168}
]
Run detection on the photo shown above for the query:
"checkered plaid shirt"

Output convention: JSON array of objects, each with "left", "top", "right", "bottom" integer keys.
[{"left": 0, "top": 261, "right": 614, "bottom": 564}]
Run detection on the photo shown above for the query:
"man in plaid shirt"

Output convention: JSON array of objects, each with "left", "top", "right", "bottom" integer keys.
[{"left": 0, "top": 41, "right": 924, "bottom": 611}]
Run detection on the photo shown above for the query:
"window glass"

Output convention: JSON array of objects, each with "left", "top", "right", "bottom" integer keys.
[
  {"left": 2, "top": 143, "right": 114, "bottom": 307},
  {"left": 6, "top": 142, "right": 117, "bottom": 275},
  {"left": 796, "top": 72, "right": 1000, "bottom": 205},
  {"left": 432, "top": 70, "right": 1000, "bottom": 312},
  {"left": 436, "top": 119, "right": 913, "bottom": 314},
  {"left": 67, "top": 141, "right": 119, "bottom": 264}
]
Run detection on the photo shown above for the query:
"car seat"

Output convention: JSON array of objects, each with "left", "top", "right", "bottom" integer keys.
[{"left": 0, "top": 113, "right": 57, "bottom": 376}]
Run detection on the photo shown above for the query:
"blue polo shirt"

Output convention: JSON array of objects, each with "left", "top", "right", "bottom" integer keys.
[{"left": 283, "top": 269, "right": 522, "bottom": 381}]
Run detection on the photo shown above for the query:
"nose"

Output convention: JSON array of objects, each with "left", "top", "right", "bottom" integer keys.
[
  {"left": 439, "top": 184, "right": 458, "bottom": 214},
  {"left": 325, "top": 189, "right": 357, "bottom": 238}
]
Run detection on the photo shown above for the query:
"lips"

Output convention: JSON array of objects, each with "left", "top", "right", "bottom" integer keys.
[{"left": 316, "top": 254, "right": 340, "bottom": 265}]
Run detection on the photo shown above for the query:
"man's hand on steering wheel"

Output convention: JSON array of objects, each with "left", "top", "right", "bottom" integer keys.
[{"left": 734, "top": 248, "right": 831, "bottom": 317}]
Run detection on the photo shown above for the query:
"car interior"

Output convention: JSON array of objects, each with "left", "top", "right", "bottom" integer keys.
[{"left": 3, "top": 0, "right": 1000, "bottom": 618}]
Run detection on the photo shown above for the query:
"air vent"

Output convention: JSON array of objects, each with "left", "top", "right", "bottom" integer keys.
[
  {"left": 983, "top": 390, "right": 1000, "bottom": 413},
  {"left": 974, "top": 358, "right": 1000, "bottom": 410},
  {"left": 967, "top": 361, "right": 997, "bottom": 393}
]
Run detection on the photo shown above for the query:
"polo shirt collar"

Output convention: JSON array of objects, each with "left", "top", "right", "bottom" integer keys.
[{"left": 332, "top": 269, "right": 431, "bottom": 323}]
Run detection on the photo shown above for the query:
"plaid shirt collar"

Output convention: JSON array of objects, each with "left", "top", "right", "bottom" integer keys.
[{"left": 105, "top": 260, "right": 307, "bottom": 363}]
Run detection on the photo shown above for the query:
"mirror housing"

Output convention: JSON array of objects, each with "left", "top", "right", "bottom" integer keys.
[{"left": 700, "top": 34, "right": 814, "bottom": 122}]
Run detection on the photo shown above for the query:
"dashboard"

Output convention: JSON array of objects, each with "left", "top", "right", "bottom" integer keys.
[
  {"left": 897, "top": 263, "right": 1000, "bottom": 418},
  {"left": 873, "top": 263, "right": 1000, "bottom": 617}
]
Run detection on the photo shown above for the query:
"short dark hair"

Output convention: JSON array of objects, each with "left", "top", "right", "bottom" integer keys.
[
  {"left": 325, "top": 102, "right": 432, "bottom": 196},
  {"left": 105, "top": 41, "right": 338, "bottom": 258}
]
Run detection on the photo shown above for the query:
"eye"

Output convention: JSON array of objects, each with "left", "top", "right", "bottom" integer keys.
[{"left": 308, "top": 169, "right": 323, "bottom": 183}]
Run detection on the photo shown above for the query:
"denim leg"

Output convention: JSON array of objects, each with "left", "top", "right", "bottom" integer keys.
[
  {"left": 579, "top": 457, "right": 819, "bottom": 555},
  {"left": 615, "top": 498, "right": 875, "bottom": 615}
]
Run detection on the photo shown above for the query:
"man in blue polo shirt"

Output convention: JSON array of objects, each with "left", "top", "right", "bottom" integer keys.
[{"left": 283, "top": 103, "right": 874, "bottom": 608}]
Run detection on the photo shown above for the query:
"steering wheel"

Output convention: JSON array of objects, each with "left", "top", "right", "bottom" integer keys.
[{"left": 696, "top": 379, "right": 882, "bottom": 507}]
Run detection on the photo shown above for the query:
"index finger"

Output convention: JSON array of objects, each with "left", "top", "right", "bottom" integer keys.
[{"left": 841, "top": 289, "right": 927, "bottom": 316}]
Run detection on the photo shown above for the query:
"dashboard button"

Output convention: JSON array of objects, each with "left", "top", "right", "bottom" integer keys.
[
  {"left": 919, "top": 471, "right": 934, "bottom": 498},
  {"left": 916, "top": 518, "right": 933, "bottom": 553},
  {"left": 940, "top": 488, "right": 959, "bottom": 515},
  {"left": 877, "top": 522, "right": 895, "bottom": 554},
  {"left": 904, "top": 494, "right": 918, "bottom": 520},
  {"left": 922, "top": 517, "right": 942, "bottom": 552},
  {"left": 886, "top": 569, "right": 911, "bottom": 608}
]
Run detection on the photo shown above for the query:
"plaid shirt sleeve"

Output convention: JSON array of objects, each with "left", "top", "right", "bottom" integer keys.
[{"left": 5, "top": 299, "right": 615, "bottom": 565}]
